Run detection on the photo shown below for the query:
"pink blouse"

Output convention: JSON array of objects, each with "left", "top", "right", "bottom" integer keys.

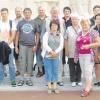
[{"left": 74, "top": 30, "right": 99, "bottom": 63}]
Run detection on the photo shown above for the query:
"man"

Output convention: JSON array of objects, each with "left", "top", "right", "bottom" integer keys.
[
  {"left": 62, "top": 6, "right": 72, "bottom": 76},
  {"left": 90, "top": 5, "right": 100, "bottom": 27},
  {"left": 45, "top": 6, "right": 65, "bottom": 86},
  {"left": 0, "top": 8, "right": 16, "bottom": 86},
  {"left": 63, "top": 6, "right": 72, "bottom": 29},
  {"left": 13, "top": 7, "right": 23, "bottom": 76},
  {"left": 46, "top": 6, "right": 64, "bottom": 34},
  {"left": 15, "top": 8, "right": 40, "bottom": 86},
  {"left": 34, "top": 6, "right": 47, "bottom": 77},
  {"left": 93, "top": 13, "right": 100, "bottom": 86}
]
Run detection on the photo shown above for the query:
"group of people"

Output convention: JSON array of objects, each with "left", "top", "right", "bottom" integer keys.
[{"left": 0, "top": 4, "right": 100, "bottom": 97}]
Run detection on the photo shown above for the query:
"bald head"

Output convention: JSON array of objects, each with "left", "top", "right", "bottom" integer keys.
[
  {"left": 15, "top": 7, "right": 22, "bottom": 18},
  {"left": 38, "top": 6, "right": 45, "bottom": 17},
  {"left": 50, "top": 6, "right": 59, "bottom": 19}
]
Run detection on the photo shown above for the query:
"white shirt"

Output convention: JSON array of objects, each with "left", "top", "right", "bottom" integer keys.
[
  {"left": 41, "top": 32, "right": 64, "bottom": 58},
  {"left": 0, "top": 20, "right": 16, "bottom": 48}
]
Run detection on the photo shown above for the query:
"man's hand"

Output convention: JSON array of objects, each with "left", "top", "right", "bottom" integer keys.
[
  {"left": 15, "top": 47, "right": 19, "bottom": 54},
  {"left": 74, "top": 58, "right": 78, "bottom": 64},
  {"left": 32, "top": 46, "right": 37, "bottom": 53}
]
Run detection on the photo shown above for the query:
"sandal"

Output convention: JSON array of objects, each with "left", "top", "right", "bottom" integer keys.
[
  {"left": 53, "top": 88, "right": 60, "bottom": 94},
  {"left": 47, "top": 88, "right": 52, "bottom": 94},
  {"left": 81, "top": 90, "right": 90, "bottom": 97}
]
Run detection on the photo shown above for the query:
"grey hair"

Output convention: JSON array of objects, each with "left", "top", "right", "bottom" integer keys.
[
  {"left": 70, "top": 13, "right": 80, "bottom": 20},
  {"left": 80, "top": 16, "right": 91, "bottom": 25},
  {"left": 50, "top": 6, "right": 59, "bottom": 12}
]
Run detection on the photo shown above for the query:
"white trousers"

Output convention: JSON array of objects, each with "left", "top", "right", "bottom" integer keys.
[{"left": 79, "top": 54, "right": 94, "bottom": 80}]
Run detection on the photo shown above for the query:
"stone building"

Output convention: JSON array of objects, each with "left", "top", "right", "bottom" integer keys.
[{"left": 0, "top": 0, "right": 100, "bottom": 18}]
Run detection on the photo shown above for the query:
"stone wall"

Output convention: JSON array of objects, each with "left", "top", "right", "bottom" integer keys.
[{"left": 0, "top": 0, "right": 100, "bottom": 18}]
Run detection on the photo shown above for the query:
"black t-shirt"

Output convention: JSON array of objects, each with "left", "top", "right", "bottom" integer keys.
[
  {"left": 62, "top": 17, "right": 72, "bottom": 29},
  {"left": 93, "top": 25, "right": 100, "bottom": 36}
]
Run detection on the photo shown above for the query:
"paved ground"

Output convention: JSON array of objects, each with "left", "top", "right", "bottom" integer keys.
[
  {"left": 0, "top": 74, "right": 100, "bottom": 91},
  {"left": 0, "top": 64, "right": 100, "bottom": 91},
  {"left": 0, "top": 64, "right": 100, "bottom": 100},
  {"left": 0, "top": 91, "right": 100, "bottom": 100}
]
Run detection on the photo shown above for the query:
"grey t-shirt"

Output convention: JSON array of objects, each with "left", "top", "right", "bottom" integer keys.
[
  {"left": 34, "top": 16, "right": 47, "bottom": 43},
  {"left": 17, "top": 19, "right": 40, "bottom": 47}
]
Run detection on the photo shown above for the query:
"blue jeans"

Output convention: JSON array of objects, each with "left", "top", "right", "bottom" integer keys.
[
  {"left": 0, "top": 49, "right": 15, "bottom": 81},
  {"left": 44, "top": 57, "right": 59, "bottom": 82}
]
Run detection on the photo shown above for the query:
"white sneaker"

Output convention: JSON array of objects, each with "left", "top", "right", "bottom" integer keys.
[
  {"left": 71, "top": 82, "right": 76, "bottom": 87},
  {"left": 77, "top": 82, "right": 82, "bottom": 86}
]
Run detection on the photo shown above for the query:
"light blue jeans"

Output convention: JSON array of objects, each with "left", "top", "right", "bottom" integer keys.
[
  {"left": 44, "top": 57, "right": 60, "bottom": 82},
  {"left": 0, "top": 49, "right": 16, "bottom": 81}
]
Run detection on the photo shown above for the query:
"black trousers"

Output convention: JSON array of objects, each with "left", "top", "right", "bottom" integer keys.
[
  {"left": 62, "top": 48, "right": 66, "bottom": 64},
  {"left": 68, "top": 58, "right": 81, "bottom": 82}
]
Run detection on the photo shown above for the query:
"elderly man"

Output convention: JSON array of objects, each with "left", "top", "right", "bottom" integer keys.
[
  {"left": 45, "top": 6, "right": 65, "bottom": 86},
  {"left": 34, "top": 6, "right": 47, "bottom": 77},
  {"left": 13, "top": 7, "right": 23, "bottom": 76}
]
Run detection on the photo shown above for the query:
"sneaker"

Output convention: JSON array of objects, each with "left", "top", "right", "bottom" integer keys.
[
  {"left": 81, "top": 90, "right": 90, "bottom": 97},
  {"left": 98, "top": 82, "right": 100, "bottom": 86},
  {"left": 77, "top": 82, "right": 82, "bottom": 86},
  {"left": 94, "top": 82, "right": 100, "bottom": 86},
  {"left": 57, "top": 82, "right": 64, "bottom": 86},
  {"left": 11, "top": 80, "right": 16, "bottom": 87},
  {"left": 17, "top": 80, "right": 24, "bottom": 86},
  {"left": 71, "top": 82, "right": 76, "bottom": 87},
  {"left": 54, "top": 89, "right": 60, "bottom": 94},
  {"left": 26, "top": 80, "right": 33, "bottom": 86}
]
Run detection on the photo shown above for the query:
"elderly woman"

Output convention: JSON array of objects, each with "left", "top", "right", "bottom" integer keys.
[
  {"left": 42, "top": 20, "right": 63, "bottom": 93},
  {"left": 74, "top": 17, "right": 100, "bottom": 97},
  {"left": 64, "top": 13, "right": 82, "bottom": 87}
]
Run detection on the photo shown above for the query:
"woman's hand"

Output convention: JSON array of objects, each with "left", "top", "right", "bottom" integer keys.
[
  {"left": 49, "top": 51, "right": 58, "bottom": 57},
  {"left": 82, "top": 44, "right": 90, "bottom": 49}
]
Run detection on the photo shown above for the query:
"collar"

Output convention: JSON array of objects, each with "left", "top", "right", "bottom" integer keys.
[{"left": 37, "top": 15, "right": 47, "bottom": 20}]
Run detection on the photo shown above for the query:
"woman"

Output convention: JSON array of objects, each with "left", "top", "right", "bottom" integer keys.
[
  {"left": 42, "top": 20, "right": 63, "bottom": 93},
  {"left": 74, "top": 18, "right": 100, "bottom": 97},
  {"left": 64, "top": 13, "right": 82, "bottom": 87}
]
